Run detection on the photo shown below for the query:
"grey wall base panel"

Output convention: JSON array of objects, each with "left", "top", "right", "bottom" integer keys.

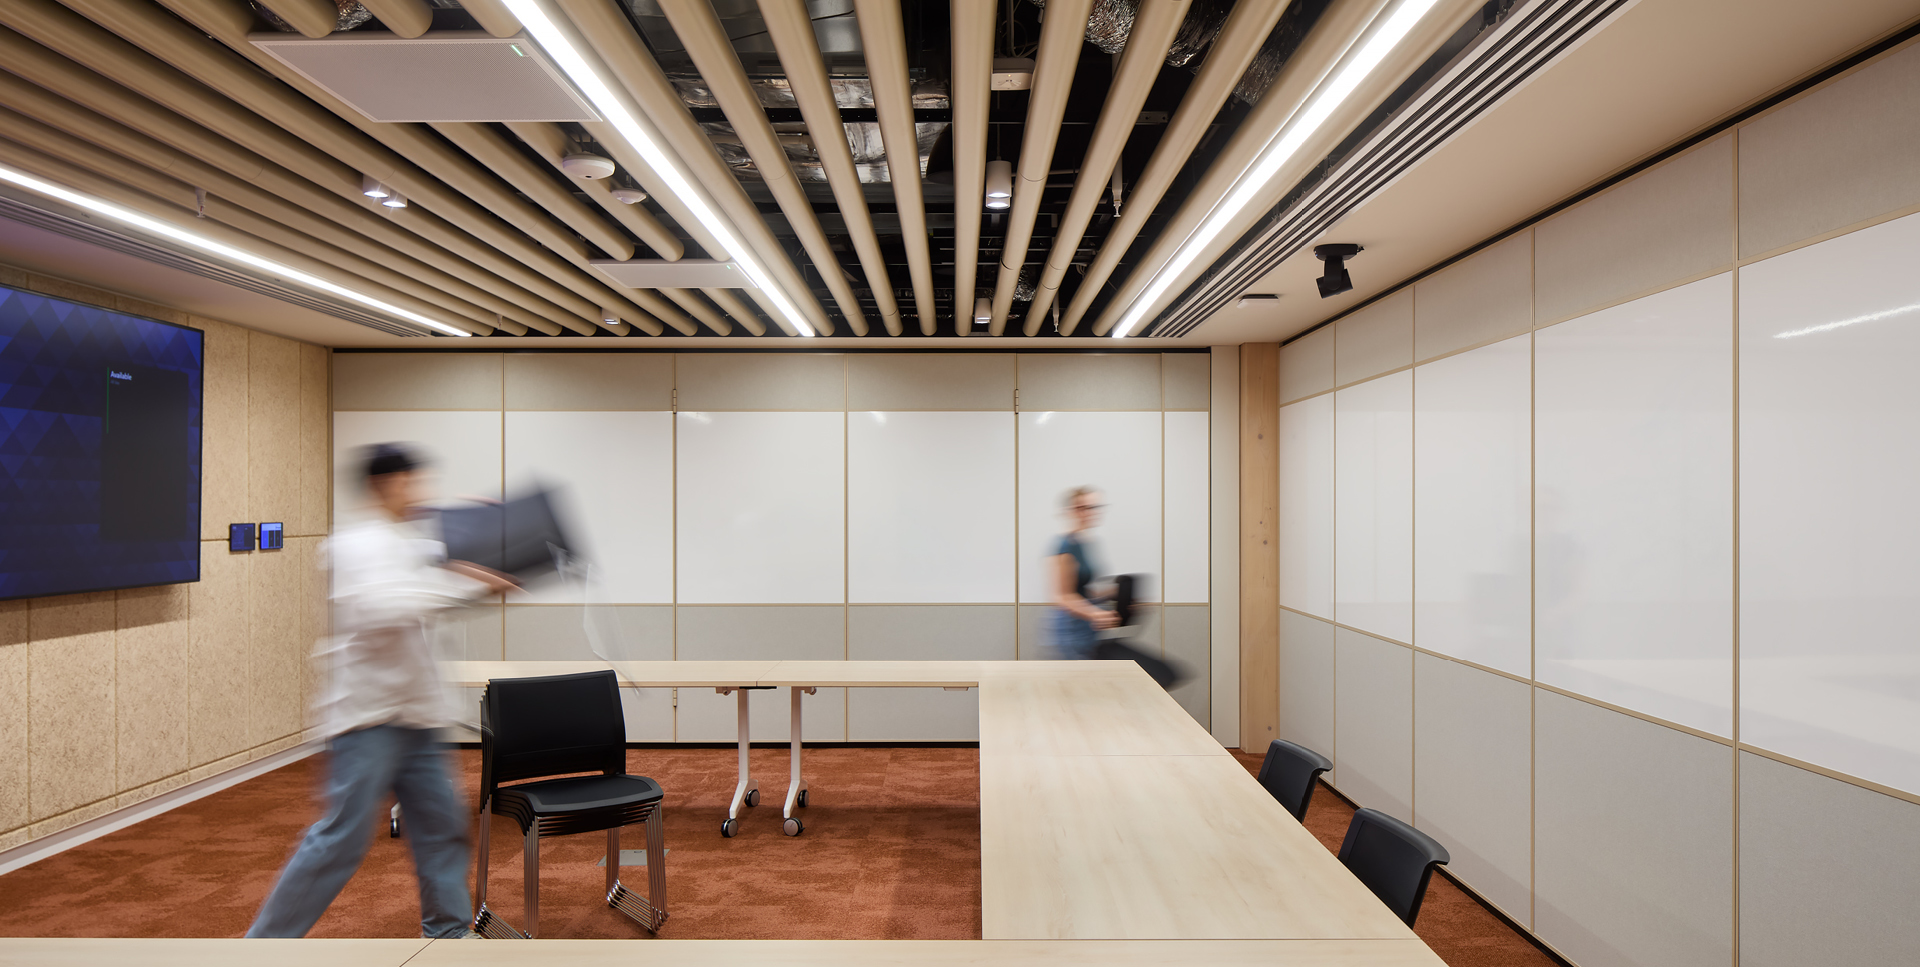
[
  {"left": 1334, "top": 628, "right": 1414, "bottom": 823},
  {"left": 1278, "top": 610, "right": 1337, "bottom": 781},
  {"left": 504, "top": 604, "right": 674, "bottom": 662},
  {"left": 848, "top": 688, "right": 981, "bottom": 742},
  {"left": 1413, "top": 653, "right": 1533, "bottom": 926}
]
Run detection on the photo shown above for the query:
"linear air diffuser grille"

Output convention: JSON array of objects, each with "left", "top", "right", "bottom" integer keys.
[{"left": 250, "top": 31, "right": 601, "bottom": 123}]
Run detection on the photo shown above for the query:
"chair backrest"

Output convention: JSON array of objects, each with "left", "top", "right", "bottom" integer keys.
[
  {"left": 1337, "top": 807, "right": 1451, "bottom": 926},
  {"left": 480, "top": 670, "right": 626, "bottom": 808},
  {"left": 1256, "top": 739, "right": 1333, "bottom": 821}
]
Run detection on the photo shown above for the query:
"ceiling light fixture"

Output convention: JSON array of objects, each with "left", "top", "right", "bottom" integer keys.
[
  {"left": 360, "top": 174, "right": 390, "bottom": 199},
  {"left": 984, "top": 160, "right": 1012, "bottom": 211},
  {"left": 0, "top": 162, "right": 470, "bottom": 337},
  {"left": 1312, "top": 243, "right": 1361, "bottom": 298},
  {"left": 1108, "top": 0, "right": 1446, "bottom": 338},
  {"left": 973, "top": 297, "right": 991, "bottom": 327},
  {"left": 498, "top": 0, "right": 816, "bottom": 336},
  {"left": 380, "top": 190, "right": 408, "bottom": 209}
]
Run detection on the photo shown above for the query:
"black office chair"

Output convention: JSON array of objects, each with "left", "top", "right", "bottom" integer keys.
[
  {"left": 1337, "top": 807, "right": 1450, "bottom": 926},
  {"left": 1255, "top": 739, "right": 1333, "bottom": 821},
  {"left": 472, "top": 670, "right": 667, "bottom": 939}
]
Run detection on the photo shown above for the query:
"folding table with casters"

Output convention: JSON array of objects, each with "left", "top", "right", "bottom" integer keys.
[{"left": 714, "top": 684, "right": 815, "bottom": 837}]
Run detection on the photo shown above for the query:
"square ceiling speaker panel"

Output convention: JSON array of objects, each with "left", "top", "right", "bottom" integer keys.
[{"left": 250, "top": 31, "right": 601, "bottom": 122}]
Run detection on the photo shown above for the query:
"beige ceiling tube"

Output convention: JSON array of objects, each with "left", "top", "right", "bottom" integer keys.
[
  {"left": 0, "top": 80, "right": 565, "bottom": 333},
  {"left": 105, "top": 0, "right": 664, "bottom": 332},
  {"left": 555, "top": 0, "right": 837, "bottom": 336},
  {"left": 756, "top": 0, "right": 900, "bottom": 336},
  {"left": 254, "top": 0, "right": 337, "bottom": 38},
  {"left": 657, "top": 0, "right": 872, "bottom": 336},
  {"left": 701, "top": 287, "right": 768, "bottom": 336},
  {"left": 1090, "top": 0, "right": 1482, "bottom": 335},
  {"left": 852, "top": 0, "right": 936, "bottom": 334},
  {"left": 357, "top": 0, "right": 433, "bottom": 38},
  {"left": 0, "top": 18, "right": 599, "bottom": 333},
  {"left": 429, "top": 122, "right": 649, "bottom": 261},
  {"left": 658, "top": 288, "right": 733, "bottom": 335},
  {"left": 501, "top": 120, "right": 687, "bottom": 260},
  {"left": 1022, "top": 0, "right": 1191, "bottom": 335},
  {"left": 948, "top": 0, "right": 993, "bottom": 338},
  {"left": 1055, "top": 0, "right": 1299, "bottom": 335},
  {"left": 987, "top": 0, "right": 1094, "bottom": 335},
  {"left": 0, "top": 136, "right": 495, "bottom": 334},
  {"left": 459, "top": 0, "right": 524, "bottom": 38}
]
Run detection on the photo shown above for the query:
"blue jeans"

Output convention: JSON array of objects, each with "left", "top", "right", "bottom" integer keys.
[
  {"left": 1049, "top": 608, "right": 1098, "bottom": 659},
  {"left": 247, "top": 725, "right": 471, "bottom": 938}
]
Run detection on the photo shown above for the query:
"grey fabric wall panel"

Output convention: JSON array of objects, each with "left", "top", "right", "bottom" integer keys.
[
  {"left": 1413, "top": 230, "right": 1533, "bottom": 364},
  {"left": 334, "top": 352, "right": 502, "bottom": 410},
  {"left": 1534, "top": 690, "right": 1733, "bottom": 967},
  {"left": 1161, "top": 353, "right": 1212, "bottom": 411},
  {"left": 673, "top": 606, "right": 846, "bottom": 742},
  {"left": 1413, "top": 653, "right": 1533, "bottom": 925},
  {"left": 848, "top": 688, "right": 980, "bottom": 741},
  {"left": 1738, "top": 42, "right": 1920, "bottom": 258},
  {"left": 845, "top": 354, "right": 1015, "bottom": 410},
  {"left": 1164, "top": 605, "right": 1210, "bottom": 729},
  {"left": 440, "top": 603, "right": 503, "bottom": 661},
  {"left": 1277, "top": 609, "right": 1337, "bottom": 774},
  {"left": 849, "top": 606, "right": 1015, "bottom": 661},
  {"left": 1739, "top": 752, "right": 1920, "bottom": 967},
  {"left": 1334, "top": 288, "right": 1413, "bottom": 387},
  {"left": 503, "top": 354, "right": 673, "bottom": 411},
  {"left": 675, "top": 353, "right": 845, "bottom": 410},
  {"left": 1278, "top": 325, "right": 1334, "bottom": 404},
  {"left": 502, "top": 605, "right": 674, "bottom": 662},
  {"left": 1535, "top": 136, "right": 1734, "bottom": 325},
  {"left": 1016, "top": 354, "right": 1162, "bottom": 410},
  {"left": 1333, "top": 628, "right": 1414, "bottom": 822},
  {"left": 1017, "top": 604, "right": 1056, "bottom": 660}
]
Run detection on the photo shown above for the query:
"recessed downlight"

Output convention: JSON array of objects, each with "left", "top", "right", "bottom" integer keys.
[
  {"left": 984, "top": 160, "right": 1012, "bottom": 211},
  {"left": 380, "top": 191, "right": 408, "bottom": 209},
  {"left": 360, "top": 175, "right": 390, "bottom": 199}
]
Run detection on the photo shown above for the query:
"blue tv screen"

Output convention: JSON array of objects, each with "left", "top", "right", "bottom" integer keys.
[{"left": 0, "top": 284, "right": 203, "bottom": 600}]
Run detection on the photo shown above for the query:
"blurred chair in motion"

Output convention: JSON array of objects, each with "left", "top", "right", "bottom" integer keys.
[
  {"left": 1338, "top": 807, "right": 1451, "bottom": 927},
  {"left": 473, "top": 670, "right": 668, "bottom": 938},
  {"left": 1255, "top": 739, "right": 1333, "bottom": 822}
]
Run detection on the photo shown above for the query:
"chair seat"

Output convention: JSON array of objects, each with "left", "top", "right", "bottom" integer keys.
[{"left": 498, "top": 774, "right": 663, "bottom": 815}]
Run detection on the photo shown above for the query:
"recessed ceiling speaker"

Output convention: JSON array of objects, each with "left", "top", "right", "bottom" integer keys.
[
  {"left": 984, "top": 160, "right": 1012, "bottom": 211},
  {"left": 610, "top": 187, "right": 648, "bottom": 205},
  {"left": 562, "top": 152, "right": 617, "bottom": 180},
  {"left": 1313, "top": 243, "right": 1362, "bottom": 299}
]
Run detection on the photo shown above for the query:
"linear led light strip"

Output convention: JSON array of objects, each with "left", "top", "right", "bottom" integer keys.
[
  {"left": 0, "top": 162, "right": 470, "bottom": 337},
  {"left": 500, "top": 0, "right": 816, "bottom": 337},
  {"left": 1109, "top": 0, "right": 1445, "bottom": 339}
]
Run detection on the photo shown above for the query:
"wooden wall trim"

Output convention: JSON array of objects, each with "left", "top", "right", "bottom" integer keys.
[{"left": 1239, "top": 343, "right": 1279, "bottom": 749}]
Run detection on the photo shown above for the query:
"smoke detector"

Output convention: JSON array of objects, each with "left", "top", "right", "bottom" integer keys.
[
  {"left": 561, "top": 152, "right": 617, "bottom": 180},
  {"left": 610, "top": 187, "right": 648, "bottom": 205}
]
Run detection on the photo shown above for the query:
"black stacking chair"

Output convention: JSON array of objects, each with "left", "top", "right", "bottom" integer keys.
[
  {"left": 1255, "top": 739, "right": 1333, "bottom": 821},
  {"left": 472, "top": 670, "right": 667, "bottom": 939},
  {"left": 1337, "top": 807, "right": 1450, "bottom": 926}
]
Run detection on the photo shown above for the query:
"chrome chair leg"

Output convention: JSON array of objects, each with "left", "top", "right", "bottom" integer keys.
[
  {"left": 609, "top": 805, "right": 668, "bottom": 932},
  {"left": 471, "top": 806, "right": 525, "bottom": 939},
  {"left": 523, "top": 823, "right": 540, "bottom": 939}
]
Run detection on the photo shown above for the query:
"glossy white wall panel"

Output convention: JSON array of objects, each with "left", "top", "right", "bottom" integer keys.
[
  {"left": 1163, "top": 411, "right": 1210, "bottom": 602},
  {"left": 1017, "top": 411, "right": 1162, "bottom": 603},
  {"left": 1535, "top": 276, "right": 1734, "bottom": 736},
  {"left": 1278, "top": 395, "right": 1334, "bottom": 618},
  {"left": 675, "top": 412, "right": 844, "bottom": 604},
  {"left": 1413, "top": 335, "right": 1532, "bottom": 677},
  {"left": 332, "top": 411, "right": 500, "bottom": 525},
  {"left": 1333, "top": 628, "right": 1413, "bottom": 822},
  {"left": 848, "top": 411, "right": 1014, "bottom": 602},
  {"left": 1740, "top": 211, "right": 1920, "bottom": 794},
  {"left": 505, "top": 411, "right": 673, "bottom": 604},
  {"left": 1335, "top": 371, "right": 1412, "bottom": 642}
]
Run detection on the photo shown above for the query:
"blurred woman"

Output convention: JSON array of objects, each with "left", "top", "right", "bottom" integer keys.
[{"left": 1048, "top": 486, "right": 1117, "bottom": 658}]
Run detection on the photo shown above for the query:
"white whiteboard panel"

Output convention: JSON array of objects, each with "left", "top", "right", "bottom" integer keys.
[
  {"left": 848, "top": 411, "right": 1015, "bottom": 602},
  {"left": 505, "top": 411, "right": 673, "bottom": 604},
  {"left": 1163, "top": 411, "right": 1210, "bottom": 603},
  {"left": 1536, "top": 275, "right": 1734, "bottom": 736},
  {"left": 1279, "top": 394, "right": 1334, "bottom": 619},
  {"left": 332, "top": 411, "right": 500, "bottom": 526},
  {"left": 1017, "top": 411, "right": 1162, "bottom": 603},
  {"left": 1336, "top": 371, "right": 1413, "bottom": 643},
  {"left": 676, "top": 411, "right": 844, "bottom": 603},
  {"left": 1413, "top": 335, "right": 1532, "bottom": 678}
]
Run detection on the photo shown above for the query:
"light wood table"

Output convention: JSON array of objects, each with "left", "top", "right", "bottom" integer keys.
[{"left": 1, "top": 660, "right": 1442, "bottom": 966}]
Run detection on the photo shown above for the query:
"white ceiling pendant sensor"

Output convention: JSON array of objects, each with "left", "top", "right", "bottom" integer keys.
[
  {"left": 561, "top": 152, "right": 618, "bottom": 180},
  {"left": 610, "top": 186, "right": 649, "bottom": 205}
]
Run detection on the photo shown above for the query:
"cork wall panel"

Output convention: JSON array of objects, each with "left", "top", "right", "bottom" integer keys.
[
  {"left": 189, "top": 546, "right": 250, "bottom": 768},
  {"left": 115, "top": 585, "right": 190, "bottom": 790},
  {"left": 248, "top": 544, "right": 305, "bottom": 746},
  {"left": 199, "top": 318, "right": 249, "bottom": 542},
  {"left": 28, "top": 593, "right": 116, "bottom": 821},
  {"left": 248, "top": 333, "right": 301, "bottom": 530},
  {"left": 298, "top": 345, "right": 331, "bottom": 537},
  {"left": 0, "top": 602, "right": 26, "bottom": 832},
  {"left": 293, "top": 537, "right": 327, "bottom": 731}
]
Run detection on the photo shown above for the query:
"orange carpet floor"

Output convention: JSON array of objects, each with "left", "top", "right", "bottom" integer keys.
[{"left": 0, "top": 745, "right": 1558, "bottom": 965}]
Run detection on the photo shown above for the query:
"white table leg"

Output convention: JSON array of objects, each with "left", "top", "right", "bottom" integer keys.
[
  {"left": 719, "top": 686, "right": 757, "bottom": 836},
  {"left": 783, "top": 686, "right": 814, "bottom": 835}
]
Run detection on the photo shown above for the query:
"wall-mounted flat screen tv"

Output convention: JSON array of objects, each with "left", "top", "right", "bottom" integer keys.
[{"left": 0, "top": 284, "right": 203, "bottom": 600}]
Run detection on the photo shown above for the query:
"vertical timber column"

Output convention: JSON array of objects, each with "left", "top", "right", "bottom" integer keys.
[{"left": 1239, "top": 343, "right": 1279, "bottom": 749}]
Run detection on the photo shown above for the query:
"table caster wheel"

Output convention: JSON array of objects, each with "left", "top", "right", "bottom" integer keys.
[
  {"left": 744, "top": 788, "right": 760, "bottom": 808},
  {"left": 796, "top": 789, "right": 809, "bottom": 808},
  {"left": 389, "top": 818, "right": 402, "bottom": 838},
  {"left": 783, "top": 817, "right": 803, "bottom": 836},
  {"left": 721, "top": 818, "right": 738, "bottom": 838}
]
